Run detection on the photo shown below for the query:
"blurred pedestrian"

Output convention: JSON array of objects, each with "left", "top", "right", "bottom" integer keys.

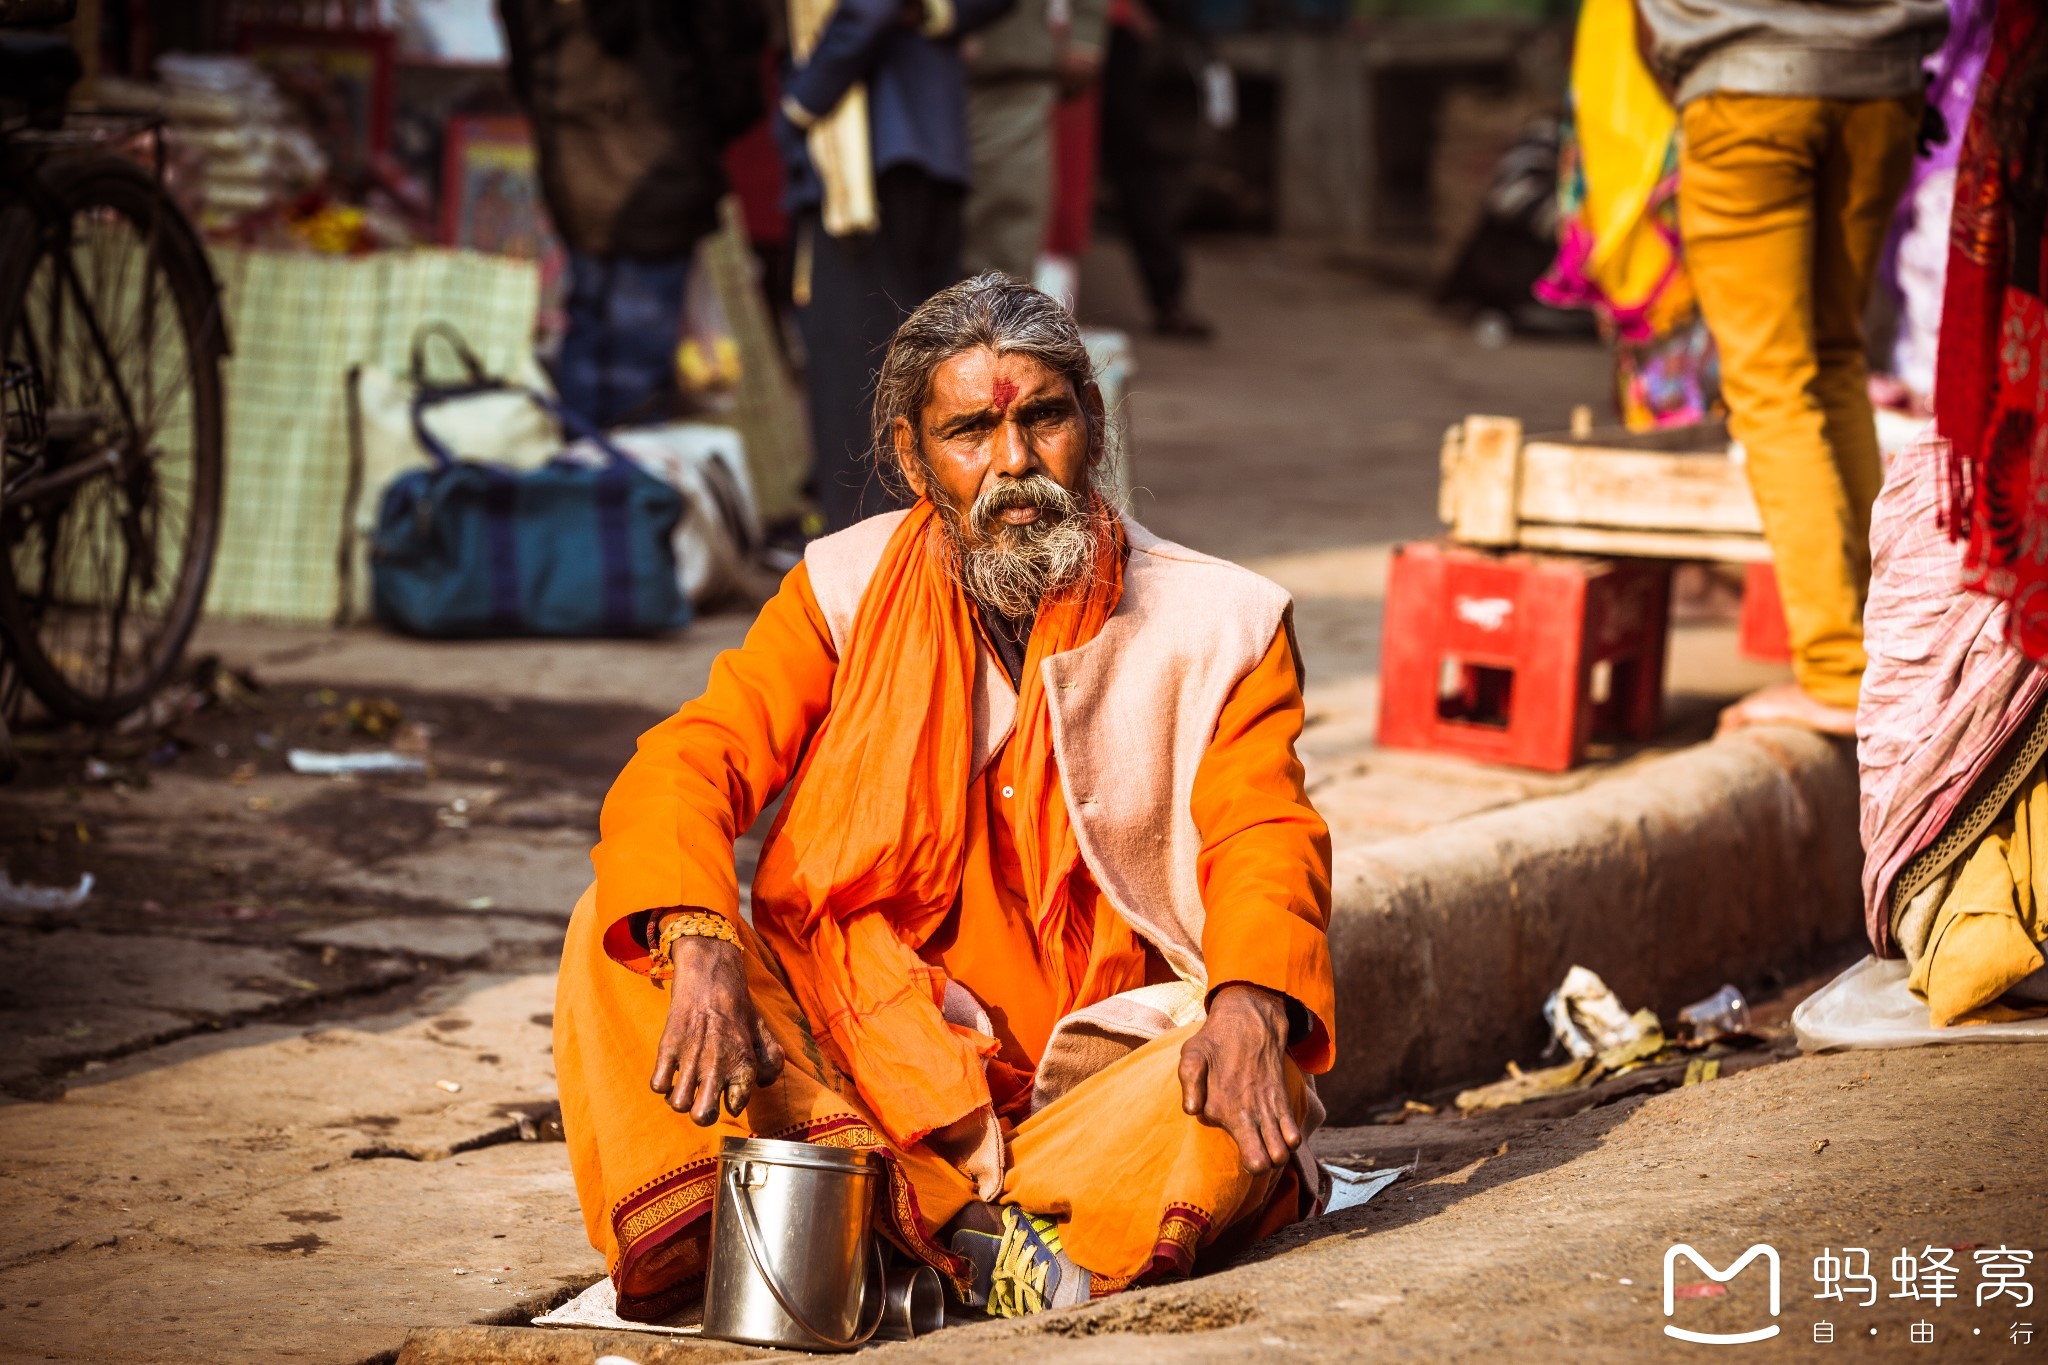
[
  {"left": 780, "top": 0, "right": 1017, "bottom": 531},
  {"left": 1634, "top": 0, "right": 1947, "bottom": 735},
  {"left": 1537, "top": 0, "right": 1719, "bottom": 432},
  {"left": 1038, "top": 79, "right": 1101, "bottom": 309},
  {"left": 498, "top": 0, "right": 765, "bottom": 428},
  {"left": 1100, "top": 0, "right": 1211, "bottom": 340},
  {"left": 963, "top": 0, "right": 1110, "bottom": 283}
]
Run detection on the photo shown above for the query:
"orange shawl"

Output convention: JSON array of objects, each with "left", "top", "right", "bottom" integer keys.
[{"left": 750, "top": 500, "right": 1136, "bottom": 1146}]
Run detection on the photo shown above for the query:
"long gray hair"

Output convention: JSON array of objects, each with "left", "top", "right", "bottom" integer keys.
[{"left": 870, "top": 273, "right": 1112, "bottom": 500}]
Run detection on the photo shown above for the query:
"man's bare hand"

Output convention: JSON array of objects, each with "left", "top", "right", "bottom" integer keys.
[
  {"left": 649, "top": 936, "right": 785, "bottom": 1125},
  {"left": 1178, "top": 983, "right": 1300, "bottom": 1175}
]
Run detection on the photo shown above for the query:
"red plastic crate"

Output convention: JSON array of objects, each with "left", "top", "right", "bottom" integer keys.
[
  {"left": 1738, "top": 561, "right": 1793, "bottom": 662},
  {"left": 1377, "top": 541, "right": 1673, "bottom": 772}
]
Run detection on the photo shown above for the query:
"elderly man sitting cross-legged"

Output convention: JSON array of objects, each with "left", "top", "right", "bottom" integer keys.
[{"left": 553, "top": 273, "right": 1337, "bottom": 1322}]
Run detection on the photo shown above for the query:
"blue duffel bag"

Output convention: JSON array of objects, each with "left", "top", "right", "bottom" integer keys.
[{"left": 370, "top": 387, "right": 691, "bottom": 638}]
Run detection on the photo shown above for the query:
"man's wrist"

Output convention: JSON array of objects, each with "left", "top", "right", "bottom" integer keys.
[
  {"left": 648, "top": 908, "right": 739, "bottom": 980},
  {"left": 1212, "top": 981, "right": 1286, "bottom": 1027},
  {"left": 1211, "top": 981, "right": 1310, "bottom": 1045}
]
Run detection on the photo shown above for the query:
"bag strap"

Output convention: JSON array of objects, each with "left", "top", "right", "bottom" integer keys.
[{"left": 410, "top": 322, "right": 489, "bottom": 389}]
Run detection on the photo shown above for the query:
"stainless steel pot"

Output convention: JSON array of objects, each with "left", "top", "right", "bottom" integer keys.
[{"left": 701, "top": 1136, "right": 885, "bottom": 1351}]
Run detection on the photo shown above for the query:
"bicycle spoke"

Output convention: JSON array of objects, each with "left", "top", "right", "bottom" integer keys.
[
  {"left": 43, "top": 250, "right": 64, "bottom": 400},
  {"left": 14, "top": 274, "right": 50, "bottom": 382},
  {"left": 58, "top": 248, "right": 141, "bottom": 441},
  {"left": 137, "top": 310, "right": 197, "bottom": 440},
  {"left": 93, "top": 217, "right": 155, "bottom": 388},
  {"left": 104, "top": 502, "right": 136, "bottom": 702},
  {"left": 138, "top": 221, "right": 159, "bottom": 430}
]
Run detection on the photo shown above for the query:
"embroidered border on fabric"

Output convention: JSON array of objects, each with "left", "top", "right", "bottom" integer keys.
[
  {"left": 615, "top": 1167, "right": 718, "bottom": 1249},
  {"left": 1151, "top": 1203, "right": 1210, "bottom": 1269},
  {"left": 879, "top": 1148, "right": 976, "bottom": 1299},
  {"left": 1088, "top": 1203, "right": 1215, "bottom": 1298},
  {"left": 1891, "top": 690, "right": 2048, "bottom": 923}
]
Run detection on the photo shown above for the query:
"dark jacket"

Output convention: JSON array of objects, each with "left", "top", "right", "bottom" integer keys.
[
  {"left": 775, "top": 0, "right": 1016, "bottom": 214},
  {"left": 498, "top": 0, "right": 765, "bottom": 259}
]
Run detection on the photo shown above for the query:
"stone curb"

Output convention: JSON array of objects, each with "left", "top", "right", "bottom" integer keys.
[
  {"left": 1317, "top": 726, "right": 1862, "bottom": 1122},
  {"left": 396, "top": 1326, "right": 770, "bottom": 1364}
]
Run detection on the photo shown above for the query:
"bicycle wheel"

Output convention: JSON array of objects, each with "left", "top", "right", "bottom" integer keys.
[{"left": 0, "top": 154, "right": 225, "bottom": 723}]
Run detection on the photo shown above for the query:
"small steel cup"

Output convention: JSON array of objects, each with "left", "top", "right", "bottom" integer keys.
[{"left": 869, "top": 1263, "right": 945, "bottom": 1341}]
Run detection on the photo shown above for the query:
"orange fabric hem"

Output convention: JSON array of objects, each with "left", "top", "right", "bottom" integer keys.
[{"left": 1085, "top": 1162, "right": 1309, "bottom": 1298}]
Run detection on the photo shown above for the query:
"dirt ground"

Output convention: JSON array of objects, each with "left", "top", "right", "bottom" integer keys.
[
  {"left": 860, "top": 1037, "right": 2048, "bottom": 1365},
  {"left": 3, "top": 242, "right": 2034, "bottom": 1365}
]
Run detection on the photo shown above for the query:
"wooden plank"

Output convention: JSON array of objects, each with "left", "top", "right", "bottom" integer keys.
[
  {"left": 1516, "top": 523, "right": 1772, "bottom": 564},
  {"left": 1517, "top": 440, "right": 1763, "bottom": 537},
  {"left": 1436, "top": 422, "right": 1463, "bottom": 526},
  {"left": 1443, "top": 415, "right": 1524, "bottom": 547},
  {"left": 1525, "top": 420, "right": 1730, "bottom": 454}
]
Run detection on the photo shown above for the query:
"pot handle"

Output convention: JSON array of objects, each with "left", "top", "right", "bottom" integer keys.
[{"left": 724, "top": 1163, "right": 886, "bottom": 1351}]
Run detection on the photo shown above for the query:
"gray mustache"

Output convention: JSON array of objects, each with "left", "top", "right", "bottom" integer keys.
[{"left": 969, "top": 476, "right": 1079, "bottom": 531}]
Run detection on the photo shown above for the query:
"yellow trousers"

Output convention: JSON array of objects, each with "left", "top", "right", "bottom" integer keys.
[{"left": 1678, "top": 94, "right": 1919, "bottom": 708}]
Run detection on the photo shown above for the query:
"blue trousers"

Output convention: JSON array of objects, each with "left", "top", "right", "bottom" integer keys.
[{"left": 557, "top": 252, "right": 688, "bottom": 429}]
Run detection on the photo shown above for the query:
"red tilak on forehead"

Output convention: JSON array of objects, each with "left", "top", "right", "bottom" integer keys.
[{"left": 990, "top": 377, "right": 1018, "bottom": 413}]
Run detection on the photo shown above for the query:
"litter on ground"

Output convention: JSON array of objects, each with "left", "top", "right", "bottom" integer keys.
[
  {"left": 1322, "top": 1162, "right": 1406, "bottom": 1214},
  {"left": 1791, "top": 956, "right": 2048, "bottom": 1050},
  {"left": 0, "top": 871, "right": 94, "bottom": 912},
  {"left": 287, "top": 749, "right": 428, "bottom": 776}
]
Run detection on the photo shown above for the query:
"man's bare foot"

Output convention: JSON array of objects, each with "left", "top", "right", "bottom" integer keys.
[{"left": 1715, "top": 682, "right": 1857, "bottom": 738}]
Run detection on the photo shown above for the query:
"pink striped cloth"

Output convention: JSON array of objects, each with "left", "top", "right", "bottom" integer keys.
[{"left": 1858, "top": 435, "right": 2048, "bottom": 955}]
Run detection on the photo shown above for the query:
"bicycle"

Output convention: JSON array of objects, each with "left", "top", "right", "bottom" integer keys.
[{"left": 0, "top": 11, "right": 229, "bottom": 776}]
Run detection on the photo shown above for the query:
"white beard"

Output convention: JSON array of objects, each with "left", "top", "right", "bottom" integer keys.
[{"left": 937, "top": 472, "right": 1109, "bottom": 620}]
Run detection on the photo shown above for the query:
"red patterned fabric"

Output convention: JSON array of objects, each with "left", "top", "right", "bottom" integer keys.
[{"left": 1940, "top": 0, "right": 2048, "bottom": 659}]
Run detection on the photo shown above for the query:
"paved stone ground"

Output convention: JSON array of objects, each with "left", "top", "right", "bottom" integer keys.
[{"left": 0, "top": 242, "right": 1973, "bottom": 1365}]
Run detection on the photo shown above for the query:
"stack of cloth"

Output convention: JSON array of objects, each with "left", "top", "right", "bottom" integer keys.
[{"left": 97, "top": 55, "right": 327, "bottom": 235}]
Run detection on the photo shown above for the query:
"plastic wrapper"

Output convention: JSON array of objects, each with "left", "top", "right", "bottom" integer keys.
[
  {"left": 1543, "top": 964, "right": 1650, "bottom": 1059},
  {"left": 1792, "top": 956, "right": 2048, "bottom": 1051}
]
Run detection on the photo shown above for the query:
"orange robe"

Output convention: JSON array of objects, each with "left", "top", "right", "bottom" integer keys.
[{"left": 555, "top": 553, "right": 1335, "bottom": 1321}]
